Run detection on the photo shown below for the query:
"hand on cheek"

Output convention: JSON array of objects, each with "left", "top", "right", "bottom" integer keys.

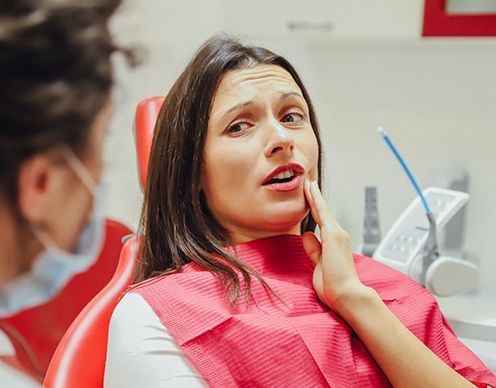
[{"left": 302, "top": 179, "right": 365, "bottom": 314}]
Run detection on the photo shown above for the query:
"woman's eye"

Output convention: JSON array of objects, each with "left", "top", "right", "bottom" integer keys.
[
  {"left": 227, "top": 121, "right": 250, "bottom": 134},
  {"left": 281, "top": 112, "right": 303, "bottom": 123}
]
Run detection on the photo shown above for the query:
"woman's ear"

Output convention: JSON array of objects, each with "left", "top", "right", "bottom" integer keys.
[{"left": 17, "top": 153, "right": 62, "bottom": 223}]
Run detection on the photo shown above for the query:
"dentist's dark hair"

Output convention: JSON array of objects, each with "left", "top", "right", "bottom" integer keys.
[
  {"left": 136, "top": 34, "right": 322, "bottom": 306},
  {"left": 0, "top": 0, "right": 135, "bottom": 205}
]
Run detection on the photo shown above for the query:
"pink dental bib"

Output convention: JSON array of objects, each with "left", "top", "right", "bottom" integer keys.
[{"left": 135, "top": 235, "right": 495, "bottom": 387}]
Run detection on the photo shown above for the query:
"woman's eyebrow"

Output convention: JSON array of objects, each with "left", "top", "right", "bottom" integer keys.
[
  {"left": 280, "top": 92, "right": 304, "bottom": 101},
  {"left": 223, "top": 101, "right": 254, "bottom": 119},
  {"left": 221, "top": 92, "right": 304, "bottom": 120}
]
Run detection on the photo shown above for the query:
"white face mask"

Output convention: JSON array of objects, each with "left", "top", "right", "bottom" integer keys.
[{"left": 0, "top": 148, "right": 107, "bottom": 316}]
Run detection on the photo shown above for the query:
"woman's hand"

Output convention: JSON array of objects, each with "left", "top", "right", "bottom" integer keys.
[
  {"left": 302, "top": 179, "right": 370, "bottom": 315},
  {"left": 302, "top": 179, "right": 476, "bottom": 387}
]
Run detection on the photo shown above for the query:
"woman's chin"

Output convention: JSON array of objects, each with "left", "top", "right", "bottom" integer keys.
[{"left": 260, "top": 210, "right": 309, "bottom": 235}]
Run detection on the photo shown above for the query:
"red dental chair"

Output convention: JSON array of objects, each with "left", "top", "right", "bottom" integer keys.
[
  {"left": 0, "top": 218, "right": 133, "bottom": 383},
  {"left": 43, "top": 235, "right": 139, "bottom": 388},
  {"left": 43, "top": 96, "right": 165, "bottom": 387},
  {"left": 134, "top": 96, "right": 166, "bottom": 191}
]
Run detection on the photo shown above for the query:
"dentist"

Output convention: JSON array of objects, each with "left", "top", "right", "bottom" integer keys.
[{"left": 0, "top": 0, "right": 123, "bottom": 315}]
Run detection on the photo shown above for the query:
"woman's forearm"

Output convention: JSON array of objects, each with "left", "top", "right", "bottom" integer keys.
[{"left": 339, "top": 286, "right": 475, "bottom": 388}]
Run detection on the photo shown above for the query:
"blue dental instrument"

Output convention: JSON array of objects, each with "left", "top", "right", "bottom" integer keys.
[
  {"left": 377, "top": 126, "right": 439, "bottom": 285},
  {"left": 377, "top": 127, "right": 430, "bottom": 213}
]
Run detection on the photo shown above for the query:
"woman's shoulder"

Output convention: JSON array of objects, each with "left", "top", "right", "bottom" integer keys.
[
  {"left": 106, "top": 293, "right": 208, "bottom": 387},
  {"left": 131, "top": 262, "right": 220, "bottom": 300},
  {"left": 111, "top": 292, "right": 162, "bottom": 328}
]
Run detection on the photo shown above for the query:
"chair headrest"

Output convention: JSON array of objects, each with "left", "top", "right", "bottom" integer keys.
[{"left": 134, "top": 96, "right": 165, "bottom": 191}]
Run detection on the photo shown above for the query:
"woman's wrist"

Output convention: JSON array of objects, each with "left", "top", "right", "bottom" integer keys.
[{"left": 333, "top": 284, "right": 382, "bottom": 328}]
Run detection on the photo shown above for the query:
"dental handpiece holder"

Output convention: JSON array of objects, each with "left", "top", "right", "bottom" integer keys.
[{"left": 372, "top": 187, "right": 480, "bottom": 297}]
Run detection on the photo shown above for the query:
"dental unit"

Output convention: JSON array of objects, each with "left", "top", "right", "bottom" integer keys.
[
  {"left": 371, "top": 127, "right": 479, "bottom": 297},
  {"left": 362, "top": 127, "right": 496, "bottom": 373}
]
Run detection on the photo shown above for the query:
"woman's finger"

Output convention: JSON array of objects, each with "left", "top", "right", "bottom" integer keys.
[
  {"left": 304, "top": 177, "right": 320, "bottom": 225},
  {"left": 302, "top": 231, "right": 321, "bottom": 268},
  {"left": 308, "top": 181, "right": 338, "bottom": 231}
]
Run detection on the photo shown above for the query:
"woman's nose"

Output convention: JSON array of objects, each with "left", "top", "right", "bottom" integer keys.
[{"left": 264, "top": 120, "right": 294, "bottom": 157}]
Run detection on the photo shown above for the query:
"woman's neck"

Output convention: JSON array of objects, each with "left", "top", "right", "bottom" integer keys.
[
  {"left": 226, "top": 234, "right": 310, "bottom": 278},
  {"left": 230, "top": 226, "right": 302, "bottom": 245}
]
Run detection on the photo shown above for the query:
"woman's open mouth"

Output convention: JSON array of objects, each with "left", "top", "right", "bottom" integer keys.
[
  {"left": 265, "top": 170, "right": 296, "bottom": 184},
  {"left": 263, "top": 164, "right": 304, "bottom": 192}
]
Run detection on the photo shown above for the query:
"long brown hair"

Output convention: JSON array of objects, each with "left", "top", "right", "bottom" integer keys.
[{"left": 136, "top": 34, "right": 322, "bottom": 306}]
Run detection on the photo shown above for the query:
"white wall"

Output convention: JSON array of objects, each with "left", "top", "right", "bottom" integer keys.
[{"left": 105, "top": 1, "right": 496, "bottom": 294}]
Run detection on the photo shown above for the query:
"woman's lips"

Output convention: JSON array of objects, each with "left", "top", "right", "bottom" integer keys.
[
  {"left": 262, "top": 163, "right": 304, "bottom": 192},
  {"left": 263, "top": 174, "right": 302, "bottom": 192}
]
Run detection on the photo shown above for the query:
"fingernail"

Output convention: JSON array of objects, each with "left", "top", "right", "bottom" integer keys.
[{"left": 311, "top": 180, "right": 319, "bottom": 192}]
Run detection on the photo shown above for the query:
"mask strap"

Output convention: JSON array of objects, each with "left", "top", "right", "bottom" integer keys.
[
  {"left": 60, "top": 147, "right": 99, "bottom": 195},
  {"left": 31, "top": 224, "right": 58, "bottom": 251}
]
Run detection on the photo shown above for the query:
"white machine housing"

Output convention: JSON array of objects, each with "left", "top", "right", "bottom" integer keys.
[{"left": 372, "top": 187, "right": 479, "bottom": 297}]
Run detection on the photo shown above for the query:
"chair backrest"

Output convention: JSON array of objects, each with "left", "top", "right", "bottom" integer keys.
[
  {"left": 0, "top": 219, "right": 133, "bottom": 383},
  {"left": 43, "top": 235, "right": 139, "bottom": 388},
  {"left": 134, "top": 96, "right": 165, "bottom": 190}
]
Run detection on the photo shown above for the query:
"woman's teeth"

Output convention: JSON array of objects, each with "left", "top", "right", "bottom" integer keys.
[
  {"left": 275, "top": 170, "right": 295, "bottom": 180},
  {"left": 265, "top": 170, "right": 296, "bottom": 184}
]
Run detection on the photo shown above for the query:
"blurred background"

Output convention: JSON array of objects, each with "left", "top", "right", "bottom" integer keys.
[{"left": 2, "top": 0, "right": 495, "bottom": 384}]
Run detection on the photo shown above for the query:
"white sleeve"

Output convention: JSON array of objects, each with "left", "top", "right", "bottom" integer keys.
[{"left": 104, "top": 292, "right": 208, "bottom": 387}]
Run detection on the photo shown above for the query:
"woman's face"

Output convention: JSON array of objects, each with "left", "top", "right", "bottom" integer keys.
[{"left": 202, "top": 65, "right": 319, "bottom": 243}]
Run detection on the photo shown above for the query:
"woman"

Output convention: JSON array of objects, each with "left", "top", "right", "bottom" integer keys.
[
  {"left": 105, "top": 35, "right": 496, "bottom": 387},
  {"left": 0, "top": 0, "right": 124, "bottom": 313}
]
